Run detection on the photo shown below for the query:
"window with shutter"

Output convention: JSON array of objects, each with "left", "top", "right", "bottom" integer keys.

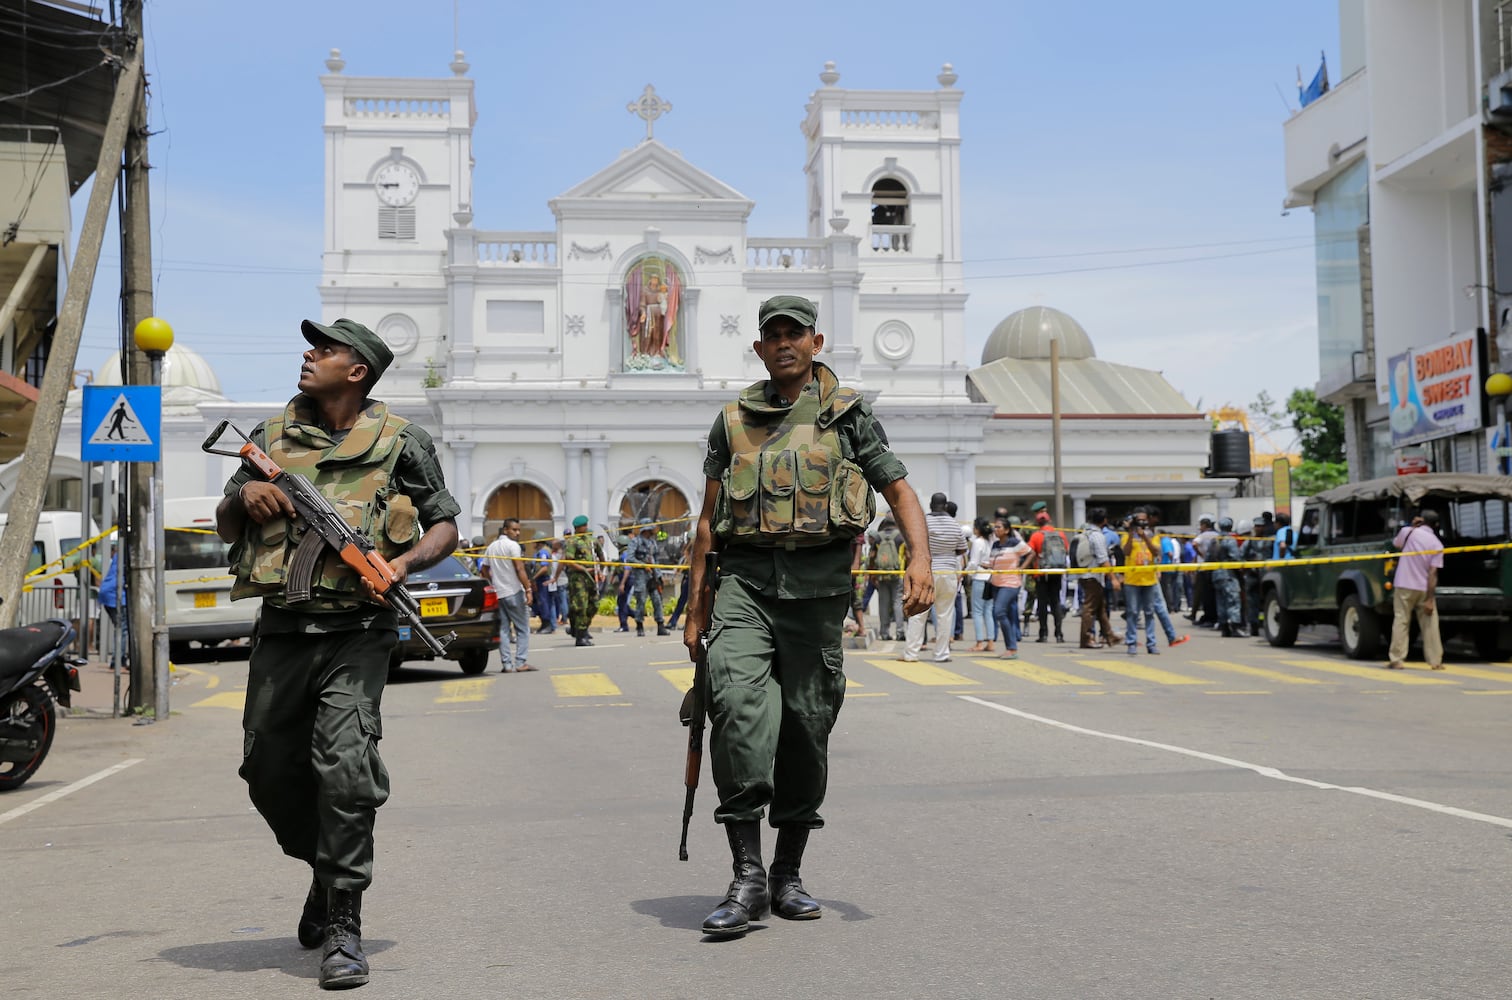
[{"left": 378, "top": 206, "right": 416, "bottom": 240}]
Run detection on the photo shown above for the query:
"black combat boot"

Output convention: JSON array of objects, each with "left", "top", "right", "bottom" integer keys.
[
  {"left": 319, "top": 888, "right": 369, "bottom": 990},
  {"left": 575, "top": 634, "right": 592, "bottom": 647},
  {"left": 702, "top": 820, "right": 770, "bottom": 937},
  {"left": 1219, "top": 622, "right": 1233, "bottom": 638},
  {"left": 656, "top": 622, "right": 671, "bottom": 636},
  {"left": 768, "top": 827, "right": 822, "bottom": 920},
  {"left": 636, "top": 623, "right": 646, "bottom": 637},
  {"left": 297, "top": 874, "right": 325, "bottom": 949}
]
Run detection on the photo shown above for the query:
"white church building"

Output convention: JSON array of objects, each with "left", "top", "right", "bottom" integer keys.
[{"left": 14, "top": 54, "right": 1238, "bottom": 541}]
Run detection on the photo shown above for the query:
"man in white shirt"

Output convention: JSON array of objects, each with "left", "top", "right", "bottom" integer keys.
[
  {"left": 482, "top": 519, "right": 536, "bottom": 672},
  {"left": 902, "top": 492, "right": 967, "bottom": 663}
]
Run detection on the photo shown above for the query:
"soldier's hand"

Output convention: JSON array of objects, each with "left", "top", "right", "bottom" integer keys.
[
  {"left": 683, "top": 611, "right": 707, "bottom": 663},
  {"left": 360, "top": 556, "right": 408, "bottom": 605},
  {"left": 901, "top": 566, "right": 934, "bottom": 618},
  {"left": 239, "top": 481, "right": 296, "bottom": 524}
]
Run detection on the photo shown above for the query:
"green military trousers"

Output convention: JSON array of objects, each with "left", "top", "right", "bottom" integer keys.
[
  {"left": 706, "top": 575, "right": 848, "bottom": 828},
  {"left": 567, "top": 571, "right": 596, "bottom": 635},
  {"left": 240, "top": 627, "right": 393, "bottom": 892}
]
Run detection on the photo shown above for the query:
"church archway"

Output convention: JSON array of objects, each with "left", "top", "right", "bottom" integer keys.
[
  {"left": 617, "top": 479, "right": 691, "bottom": 538},
  {"left": 484, "top": 481, "right": 554, "bottom": 543}
]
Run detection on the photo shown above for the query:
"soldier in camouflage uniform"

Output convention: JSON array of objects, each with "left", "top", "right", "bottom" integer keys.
[
  {"left": 682, "top": 295, "right": 933, "bottom": 938},
  {"left": 563, "top": 515, "right": 599, "bottom": 646},
  {"left": 216, "top": 318, "right": 459, "bottom": 990}
]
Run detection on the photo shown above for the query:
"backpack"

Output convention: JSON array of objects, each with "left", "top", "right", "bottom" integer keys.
[
  {"left": 873, "top": 531, "right": 902, "bottom": 572},
  {"left": 1073, "top": 527, "right": 1099, "bottom": 569},
  {"left": 1040, "top": 529, "right": 1069, "bottom": 570}
]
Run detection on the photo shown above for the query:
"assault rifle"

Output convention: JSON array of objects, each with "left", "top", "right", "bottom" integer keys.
[
  {"left": 202, "top": 420, "right": 455, "bottom": 655},
  {"left": 677, "top": 551, "right": 718, "bottom": 861}
]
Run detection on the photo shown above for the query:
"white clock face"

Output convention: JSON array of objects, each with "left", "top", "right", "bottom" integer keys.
[{"left": 374, "top": 162, "right": 420, "bottom": 206}]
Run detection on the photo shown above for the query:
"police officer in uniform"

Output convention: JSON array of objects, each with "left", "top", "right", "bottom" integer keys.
[
  {"left": 1210, "top": 516, "right": 1246, "bottom": 637},
  {"left": 563, "top": 514, "right": 599, "bottom": 646},
  {"left": 683, "top": 295, "right": 932, "bottom": 938},
  {"left": 216, "top": 318, "right": 460, "bottom": 990},
  {"left": 624, "top": 520, "right": 668, "bottom": 636}
]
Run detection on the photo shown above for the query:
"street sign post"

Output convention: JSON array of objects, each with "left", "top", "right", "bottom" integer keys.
[{"left": 81, "top": 385, "right": 160, "bottom": 462}]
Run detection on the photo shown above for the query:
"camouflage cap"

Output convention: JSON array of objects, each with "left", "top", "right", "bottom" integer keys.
[
  {"left": 301, "top": 318, "right": 394, "bottom": 383},
  {"left": 758, "top": 295, "right": 818, "bottom": 331}
]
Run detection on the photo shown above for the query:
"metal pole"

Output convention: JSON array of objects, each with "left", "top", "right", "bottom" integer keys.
[
  {"left": 78, "top": 459, "right": 92, "bottom": 655},
  {"left": 113, "top": 462, "right": 125, "bottom": 719},
  {"left": 1051, "top": 336, "right": 1064, "bottom": 527},
  {"left": 150, "top": 353, "right": 168, "bottom": 722}
]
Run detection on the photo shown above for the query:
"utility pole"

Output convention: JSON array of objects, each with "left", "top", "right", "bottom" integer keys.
[
  {"left": 0, "top": 42, "right": 143, "bottom": 626},
  {"left": 121, "top": 0, "right": 157, "bottom": 714}
]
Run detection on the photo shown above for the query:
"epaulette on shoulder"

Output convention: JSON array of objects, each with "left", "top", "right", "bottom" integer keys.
[{"left": 819, "top": 387, "right": 865, "bottom": 427}]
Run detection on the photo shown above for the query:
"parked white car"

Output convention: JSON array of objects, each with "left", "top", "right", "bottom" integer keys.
[
  {"left": 164, "top": 496, "right": 259, "bottom": 658},
  {"left": 0, "top": 511, "right": 97, "bottom": 623}
]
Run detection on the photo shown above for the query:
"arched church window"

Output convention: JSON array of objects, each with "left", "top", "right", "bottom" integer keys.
[
  {"left": 618, "top": 480, "right": 691, "bottom": 537},
  {"left": 623, "top": 256, "right": 685, "bottom": 372},
  {"left": 485, "top": 482, "right": 554, "bottom": 543},
  {"left": 870, "top": 178, "right": 911, "bottom": 253}
]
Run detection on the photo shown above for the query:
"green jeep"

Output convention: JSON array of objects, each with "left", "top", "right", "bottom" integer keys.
[{"left": 1261, "top": 473, "right": 1512, "bottom": 660}]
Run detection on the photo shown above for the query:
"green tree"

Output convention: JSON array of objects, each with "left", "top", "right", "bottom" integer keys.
[
  {"left": 1286, "top": 388, "right": 1346, "bottom": 464},
  {"left": 1291, "top": 459, "right": 1347, "bottom": 496}
]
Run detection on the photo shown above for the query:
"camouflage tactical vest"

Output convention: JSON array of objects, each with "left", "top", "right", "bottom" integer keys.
[
  {"left": 713, "top": 369, "right": 875, "bottom": 548},
  {"left": 230, "top": 398, "right": 420, "bottom": 609}
]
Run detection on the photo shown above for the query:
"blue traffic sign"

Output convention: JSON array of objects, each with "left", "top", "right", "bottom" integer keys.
[{"left": 81, "top": 385, "right": 161, "bottom": 462}]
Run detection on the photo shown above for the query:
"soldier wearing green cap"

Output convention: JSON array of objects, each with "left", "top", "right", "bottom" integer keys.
[
  {"left": 683, "top": 294, "right": 934, "bottom": 938},
  {"left": 216, "top": 317, "right": 460, "bottom": 989},
  {"left": 564, "top": 515, "right": 599, "bottom": 646}
]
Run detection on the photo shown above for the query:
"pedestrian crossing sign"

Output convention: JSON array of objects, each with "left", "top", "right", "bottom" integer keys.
[{"left": 80, "top": 385, "right": 161, "bottom": 462}]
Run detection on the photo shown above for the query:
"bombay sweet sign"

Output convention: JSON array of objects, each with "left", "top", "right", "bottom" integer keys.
[{"left": 1387, "top": 331, "right": 1484, "bottom": 448}]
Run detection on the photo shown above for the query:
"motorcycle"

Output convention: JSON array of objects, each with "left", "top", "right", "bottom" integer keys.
[{"left": 0, "top": 618, "right": 83, "bottom": 791}]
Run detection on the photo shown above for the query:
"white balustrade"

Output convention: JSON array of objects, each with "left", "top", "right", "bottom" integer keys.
[
  {"left": 870, "top": 226, "right": 913, "bottom": 253},
  {"left": 746, "top": 239, "right": 830, "bottom": 270},
  {"left": 840, "top": 109, "right": 936, "bottom": 129},
  {"left": 476, "top": 232, "right": 559, "bottom": 265},
  {"left": 344, "top": 97, "right": 451, "bottom": 119}
]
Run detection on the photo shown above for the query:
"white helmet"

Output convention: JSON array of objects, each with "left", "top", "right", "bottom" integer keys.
[{"left": 1236, "top": 519, "right": 1254, "bottom": 536}]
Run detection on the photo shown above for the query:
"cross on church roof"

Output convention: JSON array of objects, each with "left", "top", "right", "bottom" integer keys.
[{"left": 627, "top": 84, "right": 671, "bottom": 141}]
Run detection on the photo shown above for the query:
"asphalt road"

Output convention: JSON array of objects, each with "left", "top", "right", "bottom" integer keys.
[{"left": 6, "top": 620, "right": 1512, "bottom": 999}]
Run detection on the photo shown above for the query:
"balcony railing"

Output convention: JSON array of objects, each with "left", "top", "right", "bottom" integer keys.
[
  {"left": 477, "top": 232, "right": 558, "bottom": 266},
  {"left": 747, "top": 239, "right": 829, "bottom": 270},
  {"left": 870, "top": 225, "right": 912, "bottom": 253}
]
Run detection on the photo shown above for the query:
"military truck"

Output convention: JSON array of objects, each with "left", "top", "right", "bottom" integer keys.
[{"left": 1260, "top": 474, "right": 1512, "bottom": 660}]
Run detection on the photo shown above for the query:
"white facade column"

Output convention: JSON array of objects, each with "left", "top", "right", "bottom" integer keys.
[
  {"left": 450, "top": 441, "right": 474, "bottom": 542},
  {"left": 587, "top": 442, "right": 610, "bottom": 529},
  {"left": 1070, "top": 493, "right": 1088, "bottom": 528},
  {"left": 945, "top": 452, "right": 968, "bottom": 517},
  {"left": 562, "top": 442, "right": 584, "bottom": 523}
]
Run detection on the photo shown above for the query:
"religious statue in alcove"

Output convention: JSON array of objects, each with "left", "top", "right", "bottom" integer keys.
[{"left": 624, "top": 256, "right": 684, "bottom": 371}]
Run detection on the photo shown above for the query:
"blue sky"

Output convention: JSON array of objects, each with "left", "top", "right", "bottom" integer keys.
[{"left": 78, "top": 0, "right": 1339, "bottom": 419}]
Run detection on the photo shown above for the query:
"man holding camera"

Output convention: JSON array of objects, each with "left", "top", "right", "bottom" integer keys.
[{"left": 1388, "top": 510, "right": 1444, "bottom": 670}]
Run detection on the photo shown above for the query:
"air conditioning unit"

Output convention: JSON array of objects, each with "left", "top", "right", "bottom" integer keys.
[{"left": 1489, "top": 68, "right": 1512, "bottom": 119}]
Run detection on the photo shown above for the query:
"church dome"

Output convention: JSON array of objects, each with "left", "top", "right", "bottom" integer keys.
[
  {"left": 981, "top": 306, "right": 1095, "bottom": 364},
  {"left": 94, "top": 341, "right": 223, "bottom": 395}
]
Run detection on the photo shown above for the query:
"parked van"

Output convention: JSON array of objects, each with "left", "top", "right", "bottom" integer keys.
[
  {"left": 1260, "top": 473, "right": 1512, "bottom": 659},
  {"left": 164, "top": 496, "right": 259, "bottom": 659},
  {"left": 0, "top": 511, "right": 98, "bottom": 623}
]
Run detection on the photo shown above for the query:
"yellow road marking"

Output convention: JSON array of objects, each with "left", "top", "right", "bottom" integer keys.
[
  {"left": 175, "top": 665, "right": 221, "bottom": 690},
  {"left": 551, "top": 672, "right": 623, "bottom": 697},
  {"left": 845, "top": 677, "right": 864, "bottom": 688},
  {"left": 648, "top": 660, "right": 686, "bottom": 666},
  {"left": 190, "top": 691, "right": 245, "bottom": 710},
  {"left": 660, "top": 668, "right": 694, "bottom": 693},
  {"left": 972, "top": 658, "right": 1099, "bottom": 686},
  {"left": 436, "top": 678, "right": 495, "bottom": 703},
  {"left": 865, "top": 659, "right": 978, "bottom": 686},
  {"left": 1204, "top": 690, "right": 1271, "bottom": 696},
  {"left": 847, "top": 692, "right": 890, "bottom": 698},
  {"left": 1406, "top": 664, "right": 1512, "bottom": 684},
  {"left": 1281, "top": 659, "right": 1458, "bottom": 686},
  {"left": 1074, "top": 660, "right": 1210, "bottom": 685},
  {"left": 1195, "top": 660, "right": 1323, "bottom": 684},
  {"left": 1464, "top": 690, "right": 1512, "bottom": 696}
]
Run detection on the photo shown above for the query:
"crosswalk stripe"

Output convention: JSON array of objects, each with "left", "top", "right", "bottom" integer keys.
[
  {"left": 1074, "top": 659, "right": 1210, "bottom": 685},
  {"left": 1195, "top": 660, "right": 1323, "bottom": 684},
  {"left": 866, "top": 659, "right": 978, "bottom": 686},
  {"left": 436, "top": 678, "right": 494, "bottom": 703},
  {"left": 190, "top": 691, "right": 246, "bottom": 710},
  {"left": 971, "top": 658, "right": 1099, "bottom": 685},
  {"left": 659, "top": 667, "right": 694, "bottom": 693},
  {"left": 1281, "top": 659, "right": 1457, "bottom": 685},
  {"left": 1399, "top": 663, "right": 1512, "bottom": 684},
  {"left": 551, "top": 672, "right": 624, "bottom": 697}
]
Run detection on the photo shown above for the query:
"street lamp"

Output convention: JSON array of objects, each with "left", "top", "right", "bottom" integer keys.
[
  {"left": 1488, "top": 371, "right": 1512, "bottom": 477},
  {"left": 134, "top": 316, "right": 173, "bottom": 723}
]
